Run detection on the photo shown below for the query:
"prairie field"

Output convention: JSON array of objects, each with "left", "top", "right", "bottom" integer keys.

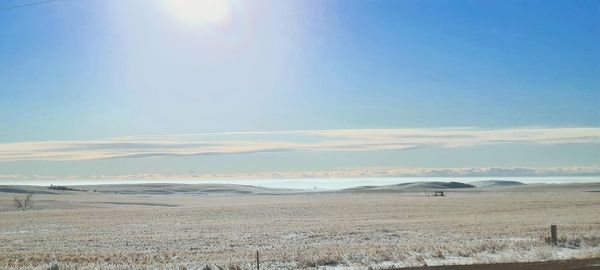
[{"left": 0, "top": 183, "right": 599, "bottom": 270}]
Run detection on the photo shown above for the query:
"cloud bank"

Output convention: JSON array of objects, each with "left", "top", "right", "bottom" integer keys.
[
  {"left": 1, "top": 166, "right": 599, "bottom": 181},
  {"left": 0, "top": 127, "right": 599, "bottom": 161}
]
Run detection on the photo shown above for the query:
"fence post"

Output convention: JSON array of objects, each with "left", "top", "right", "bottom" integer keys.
[
  {"left": 256, "top": 251, "right": 260, "bottom": 270},
  {"left": 550, "top": 225, "right": 557, "bottom": 245}
]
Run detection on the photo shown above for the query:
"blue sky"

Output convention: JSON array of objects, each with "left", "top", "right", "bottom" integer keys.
[{"left": 0, "top": 0, "right": 599, "bottom": 180}]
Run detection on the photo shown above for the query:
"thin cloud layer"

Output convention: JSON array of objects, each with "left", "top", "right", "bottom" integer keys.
[
  {"left": 1, "top": 127, "right": 599, "bottom": 161},
  {"left": 1, "top": 166, "right": 600, "bottom": 181}
]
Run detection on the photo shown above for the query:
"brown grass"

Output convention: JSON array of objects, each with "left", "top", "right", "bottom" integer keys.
[{"left": 0, "top": 190, "right": 599, "bottom": 269}]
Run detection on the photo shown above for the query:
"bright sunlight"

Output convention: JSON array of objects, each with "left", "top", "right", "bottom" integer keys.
[{"left": 163, "top": 0, "right": 232, "bottom": 25}]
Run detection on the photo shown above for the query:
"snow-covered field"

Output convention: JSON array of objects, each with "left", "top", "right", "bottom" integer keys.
[{"left": 0, "top": 183, "right": 599, "bottom": 269}]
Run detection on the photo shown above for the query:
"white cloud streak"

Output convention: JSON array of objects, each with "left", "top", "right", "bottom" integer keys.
[{"left": 0, "top": 127, "right": 599, "bottom": 161}]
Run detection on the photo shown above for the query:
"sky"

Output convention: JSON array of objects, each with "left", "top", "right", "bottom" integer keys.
[{"left": 0, "top": 0, "right": 599, "bottom": 181}]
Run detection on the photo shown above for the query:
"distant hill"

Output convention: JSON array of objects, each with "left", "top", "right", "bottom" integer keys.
[
  {"left": 470, "top": 180, "right": 525, "bottom": 188},
  {"left": 0, "top": 183, "right": 300, "bottom": 196},
  {"left": 55, "top": 183, "right": 300, "bottom": 196},
  {"left": 0, "top": 186, "right": 61, "bottom": 195},
  {"left": 345, "top": 181, "right": 475, "bottom": 192}
]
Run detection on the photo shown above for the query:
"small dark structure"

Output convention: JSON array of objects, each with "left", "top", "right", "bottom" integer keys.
[
  {"left": 551, "top": 225, "right": 558, "bottom": 245},
  {"left": 256, "top": 251, "right": 260, "bottom": 270},
  {"left": 433, "top": 191, "right": 445, "bottom": 197}
]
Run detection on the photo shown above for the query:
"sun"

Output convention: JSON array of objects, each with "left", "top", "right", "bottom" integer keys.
[{"left": 163, "top": 0, "right": 232, "bottom": 25}]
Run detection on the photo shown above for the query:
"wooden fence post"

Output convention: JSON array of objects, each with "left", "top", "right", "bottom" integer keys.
[{"left": 550, "top": 225, "right": 557, "bottom": 245}]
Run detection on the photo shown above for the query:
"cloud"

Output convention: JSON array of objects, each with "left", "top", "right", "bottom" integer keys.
[
  {"left": 0, "top": 127, "right": 599, "bottom": 161},
  {"left": 1, "top": 165, "right": 599, "bottom": 181}
]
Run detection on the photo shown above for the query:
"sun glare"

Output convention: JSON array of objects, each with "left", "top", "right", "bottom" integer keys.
[{"left": 164, "top": 0, "right": 232, "bottom": 25}]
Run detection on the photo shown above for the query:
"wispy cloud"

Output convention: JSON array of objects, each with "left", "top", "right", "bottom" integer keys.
[{"left": 1, "top": 127, "right": 599, "bottom": 161}]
